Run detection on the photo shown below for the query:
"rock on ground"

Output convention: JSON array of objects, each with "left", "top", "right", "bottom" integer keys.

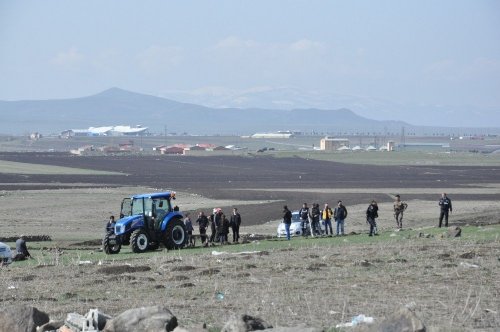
[
  {"left": 221, "top": 314, "right": 273, "bottom": 332},
  {"left": 103, "top": 305, "right": 177, "bottom": 332},
  {"left": 361, "top": 307, "right": 426, "bottom": 332},
  {"left": 0, "top": 305, "right": 50, "bottom": 332}
]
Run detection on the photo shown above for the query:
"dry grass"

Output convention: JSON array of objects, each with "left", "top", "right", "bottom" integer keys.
[{"left": 1, "top": 228, "right": 499, "bottom": 331}]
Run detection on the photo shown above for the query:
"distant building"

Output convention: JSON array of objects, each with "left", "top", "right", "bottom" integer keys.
[
  {"left": 320, "top": 137, "right": 350, "bottom": 151},
  {"left": 29, "top": 132, "right": 42, "bottom": 140},
  {"left": 251, "top": 131, "right": 294, "bottom": 139},
  {"left": 61, "top": 125, "right": 148, "bottom": 137},
  {"left": 160, "top": 146, "right": 184, "bottom": 155}
]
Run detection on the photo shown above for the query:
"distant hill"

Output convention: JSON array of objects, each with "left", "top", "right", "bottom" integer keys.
[
  {"left": 3, "top": 87, "right": 498, "bottom": 136},
  {"left": 0, "top": 88, "right": 413, "bottom": 135}
]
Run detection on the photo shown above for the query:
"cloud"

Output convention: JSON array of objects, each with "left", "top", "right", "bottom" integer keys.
[
  {"left": 137, "top": 45, "right": 183, "bottom": 74},
  {"left": 289, "top": 39, "right": 325, "bottom": 52},
  {"left": 214, "top": 36, "right": 260, "bottom": 50},
  {"left": 51, "top": 47, "right": 85, "bottom": 68}
]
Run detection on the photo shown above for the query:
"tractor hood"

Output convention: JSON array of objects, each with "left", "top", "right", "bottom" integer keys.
[{"left": 114, "top": 215, "right": 144, "bottom": 235}]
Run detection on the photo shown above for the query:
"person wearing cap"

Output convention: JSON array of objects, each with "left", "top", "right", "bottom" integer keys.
[
  {"left": 209, "top": 209, "right": 217, "bottom": 244},
  {"left": 334, "top": 200, "right": 348, "bottom": 236},
  {"left": 13, "top": 235, "right": 31, "bottom": 261},
  {"left": 393, "top": 195, "right": 408, "bottom": 229}
]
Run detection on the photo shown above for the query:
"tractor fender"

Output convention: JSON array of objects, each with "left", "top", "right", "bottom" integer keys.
[{"left": 160, "top": 212, "right": 184, "bottom": 232}]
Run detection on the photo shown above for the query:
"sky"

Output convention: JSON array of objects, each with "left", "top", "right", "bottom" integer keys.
[{"left": 1, "top": 0, "right": 499, "bottom": 125}]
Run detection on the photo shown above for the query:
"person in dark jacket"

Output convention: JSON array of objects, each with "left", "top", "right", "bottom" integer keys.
[
  {"left": 438, "top": 193, "right": 453, "bottom": 227},
  {"left": 366, "top": 200, "right": 379, "bottom": 236},
  {"left": 209, "top": 209, "right": 217, "bottom": 244},
  {"left": 184, "top": 214, "right": 195, "bottom": 247},
  {"left": 230, "top": 208, "right": 242, "bottom": 243},
  {"left": 298, "top": 203, "right": 309, "bottom": 236},
  {"left": 105, "top": 215, "right": 115, "bottom": 233},
  {"left": 309, "top": 203, "right": 321, "bottom": 237},
  {"left": 334, "top": 200, "right": 348, "bottom": 236},
  {"left": 196, "top": 211, "right": 209, "bottom": 246},
  {"left": 214, "top": 209, "right": 226, "bottom": 244},
  {"left": 222, "top": 215, "right": 230, "bottom": 244},
  {"left": 283, "top": 205, "right": 292, "bottom": 240}
]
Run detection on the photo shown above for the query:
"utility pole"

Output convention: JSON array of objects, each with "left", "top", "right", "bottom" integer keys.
[{"left": 401, "top": 126, "right": 405, "bottom": 150}]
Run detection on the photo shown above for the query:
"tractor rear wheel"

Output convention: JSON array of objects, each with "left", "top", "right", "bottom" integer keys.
[
  {"left": 103, "top": 232, "right": 121, "bottom": 254},
  {"left": 164, "top": 219, "right": 187, "bottom": 250},
  {"left": 130, "top": 229, "right": 149, "bottom": 253}
]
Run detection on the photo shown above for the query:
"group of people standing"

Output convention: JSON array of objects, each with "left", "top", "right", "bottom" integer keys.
[
  {"left": 186, "top": 207, "right": 242, "bottom": 247},
  {"left": 282, "top": 200, "right": 349, "bottom": 240},
  {"left": 280, "top": 193, "right": 452, "bottom": 239}
]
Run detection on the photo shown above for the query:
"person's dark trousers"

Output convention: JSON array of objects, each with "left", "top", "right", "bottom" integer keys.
[
  {"left": 232, "top": 226, "right": 240, "bottom": 242},
  {"left": 368, "top": 218, "right": 376, "bottom": 236},
  {"left": 324, "top": 219, "right": 333, "bottom": 235},
  {"left": 199, "top": 228, "right": 207, "bottom": 244},
  {"left": 439, "top": 210, "right": 449, "bottom": 227}
]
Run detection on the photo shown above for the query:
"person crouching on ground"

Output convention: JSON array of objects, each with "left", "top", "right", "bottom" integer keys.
[
  {"left": 13, "top": 235, "right": 32, "bottom": 261},
  {"left": 366, "top": 200, "right": 379, "bottom": 236}
]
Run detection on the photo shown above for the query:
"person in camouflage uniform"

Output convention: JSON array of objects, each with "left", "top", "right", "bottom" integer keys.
[{"left": 393, "top": 195, "right": 408, "bottom": 229}]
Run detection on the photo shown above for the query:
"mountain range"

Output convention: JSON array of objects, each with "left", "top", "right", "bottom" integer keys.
[{"left": 0, "top": 88, "right": 497, "bottom": 135}]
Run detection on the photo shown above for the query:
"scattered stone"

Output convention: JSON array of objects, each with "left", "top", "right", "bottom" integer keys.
[
  {"left": 221, "top": 314, "right": 273, "bottom": 332},
  {"left": 103, "top": 306, "right": 177, "bottom": 332},
  {"left": 418, "top": 233, "right": 433, "bottom": 238},
  {"left": 0, "top": 305, "right": 50, "bottom": 332},
  {"left": 369, "top": 307, "right": 425, "bottom": 332},
  {"left": 445, "top": 226, "right": 461, "bottom": 238},
  {"left": 354, "top": 260, "right": 372, "bottom": 267},
  {"left": 459, "top": 262, "right": 479, "bottom": 269}
]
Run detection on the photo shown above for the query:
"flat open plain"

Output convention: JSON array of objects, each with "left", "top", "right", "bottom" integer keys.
[{"left": 0, "top": 152, "right": 499, "bottom": 331}]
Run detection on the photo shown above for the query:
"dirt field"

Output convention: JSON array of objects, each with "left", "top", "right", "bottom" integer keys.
[{"left": 0, "top": 153, "right": 499, "bottom": 330}]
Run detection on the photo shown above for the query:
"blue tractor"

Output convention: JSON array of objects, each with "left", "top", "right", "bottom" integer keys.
[{"left": 102, "top": 192, "right": 187, "bottom": 254}]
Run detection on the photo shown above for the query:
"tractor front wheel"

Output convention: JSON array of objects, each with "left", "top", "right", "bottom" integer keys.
[
  {"left": 164, "top": 219, "right": 187, "bottom": 250},
  {"left": 130, "top": 229, "right": 149, "bottom": 253},
  {"left": 103, "top": 232, "right": 121, "bottom": 254}
]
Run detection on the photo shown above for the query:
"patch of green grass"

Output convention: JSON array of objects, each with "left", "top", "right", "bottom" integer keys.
[
  {"left": 13, "top": 224, "right": 499, "bottom": 267},
  {"left": 0, "top": 160, "right": 123, "bottom": 175}
]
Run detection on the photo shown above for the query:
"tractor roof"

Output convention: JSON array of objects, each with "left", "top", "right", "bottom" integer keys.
[{"left": 132, "top": 192, "right": 175, "bottom": 200}]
